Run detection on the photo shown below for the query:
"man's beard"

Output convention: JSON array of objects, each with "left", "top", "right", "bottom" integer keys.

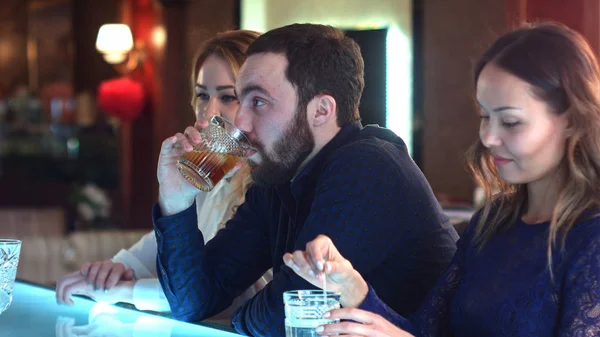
[{"left": 249, "top": 106, "right": 315, "bottom": 186}]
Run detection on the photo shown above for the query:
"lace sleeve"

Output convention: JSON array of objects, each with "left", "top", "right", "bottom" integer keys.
[{"left": 557, "top": 233, "right": 600, "bottom": 336}]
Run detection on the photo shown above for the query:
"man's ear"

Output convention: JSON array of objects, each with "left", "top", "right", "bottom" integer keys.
[{"left": 312, "top": 94, "right": 337, "bottom": 127}]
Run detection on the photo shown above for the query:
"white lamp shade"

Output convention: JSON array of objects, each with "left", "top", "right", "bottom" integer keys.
[{"left": 96, "top": 24, "right": 134, "bottom": 64}]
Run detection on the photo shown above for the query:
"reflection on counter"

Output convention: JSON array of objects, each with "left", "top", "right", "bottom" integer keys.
[
  {"left": 55, "top": 302, "right": 176, "bottom": 337},
  {"left": 0, "top": 281, "right": 243, "bottom": 337}
]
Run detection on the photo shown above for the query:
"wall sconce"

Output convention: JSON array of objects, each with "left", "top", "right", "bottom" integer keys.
[{"left": 96, "top": 24, "right": 145, "bottom": 74}]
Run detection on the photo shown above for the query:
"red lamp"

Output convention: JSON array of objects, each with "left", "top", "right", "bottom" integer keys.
[{"left": 97, "top": 78, "right": 146, "bottom": 122}]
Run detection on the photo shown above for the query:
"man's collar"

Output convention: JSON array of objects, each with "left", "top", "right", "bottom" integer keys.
[{"left": 290, "top": 121, "right": 363, "bottom": 185}]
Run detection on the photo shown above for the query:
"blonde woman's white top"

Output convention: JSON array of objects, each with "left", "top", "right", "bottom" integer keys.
[{"left": 112, "top": 179, "right": 273, "bottom": 322}]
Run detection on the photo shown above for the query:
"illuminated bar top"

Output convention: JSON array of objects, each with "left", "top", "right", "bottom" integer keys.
[{"left": 0, "top": 280, "right": 244, "bottom": 337}]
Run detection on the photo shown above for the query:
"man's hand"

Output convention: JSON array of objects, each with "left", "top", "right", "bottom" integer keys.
[{"left": 157, "top": 120, "right": 209, "bottom": 216}]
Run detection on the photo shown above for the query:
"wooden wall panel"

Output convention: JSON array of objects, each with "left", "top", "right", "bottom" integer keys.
[{"left": 421, "top": 0, "right": 505, "bottom": 202}]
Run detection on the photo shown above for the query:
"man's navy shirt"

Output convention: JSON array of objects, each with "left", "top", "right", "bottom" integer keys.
[{"left": 153, "top": 121, "right": 459, "bottom": 336}]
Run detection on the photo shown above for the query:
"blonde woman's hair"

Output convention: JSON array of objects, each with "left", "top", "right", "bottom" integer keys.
[
  {"left": 190, "top": 29, "right": 261, "bottom": 108},
  {"left": 466, "top": 22, "right": 600, "bottom": 273},
  {"left": 190, "top": 29, "right": 260, "bottom": 205}
]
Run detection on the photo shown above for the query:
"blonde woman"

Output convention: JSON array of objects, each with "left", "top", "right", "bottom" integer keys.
[
  {"left": 284, "top": 22, "right": 600, "bottom": 336},
  {"left": 56, "top": 30, "right": 272, "bottom": 324}
]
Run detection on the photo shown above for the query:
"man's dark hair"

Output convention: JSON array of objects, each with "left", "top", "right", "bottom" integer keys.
[{"left": 247, "top": 23, "right": 365, "bottom": 126}]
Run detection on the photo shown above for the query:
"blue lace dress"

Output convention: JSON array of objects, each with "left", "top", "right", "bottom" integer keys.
[{"left": 361, "top": 212, "right": 600, "bottom": 336}]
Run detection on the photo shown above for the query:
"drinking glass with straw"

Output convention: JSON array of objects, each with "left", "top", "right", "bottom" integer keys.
[{"left": 283, "top": 289, "right": 340, "bottom": 337}]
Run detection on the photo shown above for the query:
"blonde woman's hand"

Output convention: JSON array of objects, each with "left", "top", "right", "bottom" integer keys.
[
  {"left": 56, "top": 263, "right": 134, "bottom": 306},
  {"left": 80, "top": 260, "right": 134, "bottom": 292}
]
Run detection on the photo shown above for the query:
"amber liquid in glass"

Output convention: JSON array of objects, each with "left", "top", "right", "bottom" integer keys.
[{"left": 177, "top": 149, "right": 242, "bottom": 191}]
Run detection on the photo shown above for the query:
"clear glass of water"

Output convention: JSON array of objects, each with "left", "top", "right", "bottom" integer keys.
[
  {"left": 0, "top": 239, "right": 21, "bottom": 315},
  {"left": 284, "top": 290, "right": 341, "bottom": 337}
]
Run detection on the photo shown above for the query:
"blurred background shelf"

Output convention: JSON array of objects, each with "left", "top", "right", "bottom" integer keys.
[{"left": 0, "top": 123, "right": 118, "bottom": 186}]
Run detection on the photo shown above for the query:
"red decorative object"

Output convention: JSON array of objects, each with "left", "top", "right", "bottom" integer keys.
[{"left": 97, "top": 78, "right": 146, "bottom": 122}]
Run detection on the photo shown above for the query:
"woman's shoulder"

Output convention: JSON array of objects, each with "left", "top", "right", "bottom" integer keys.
[
  {"left": 557, "top": 210, "right": 600, "bottom": 268},
  {"left": 559, "top": 211, "right": 600, "bottom": 281},
  {"left": 567, "top": 210, "right": 600, "bottom": 242}
]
